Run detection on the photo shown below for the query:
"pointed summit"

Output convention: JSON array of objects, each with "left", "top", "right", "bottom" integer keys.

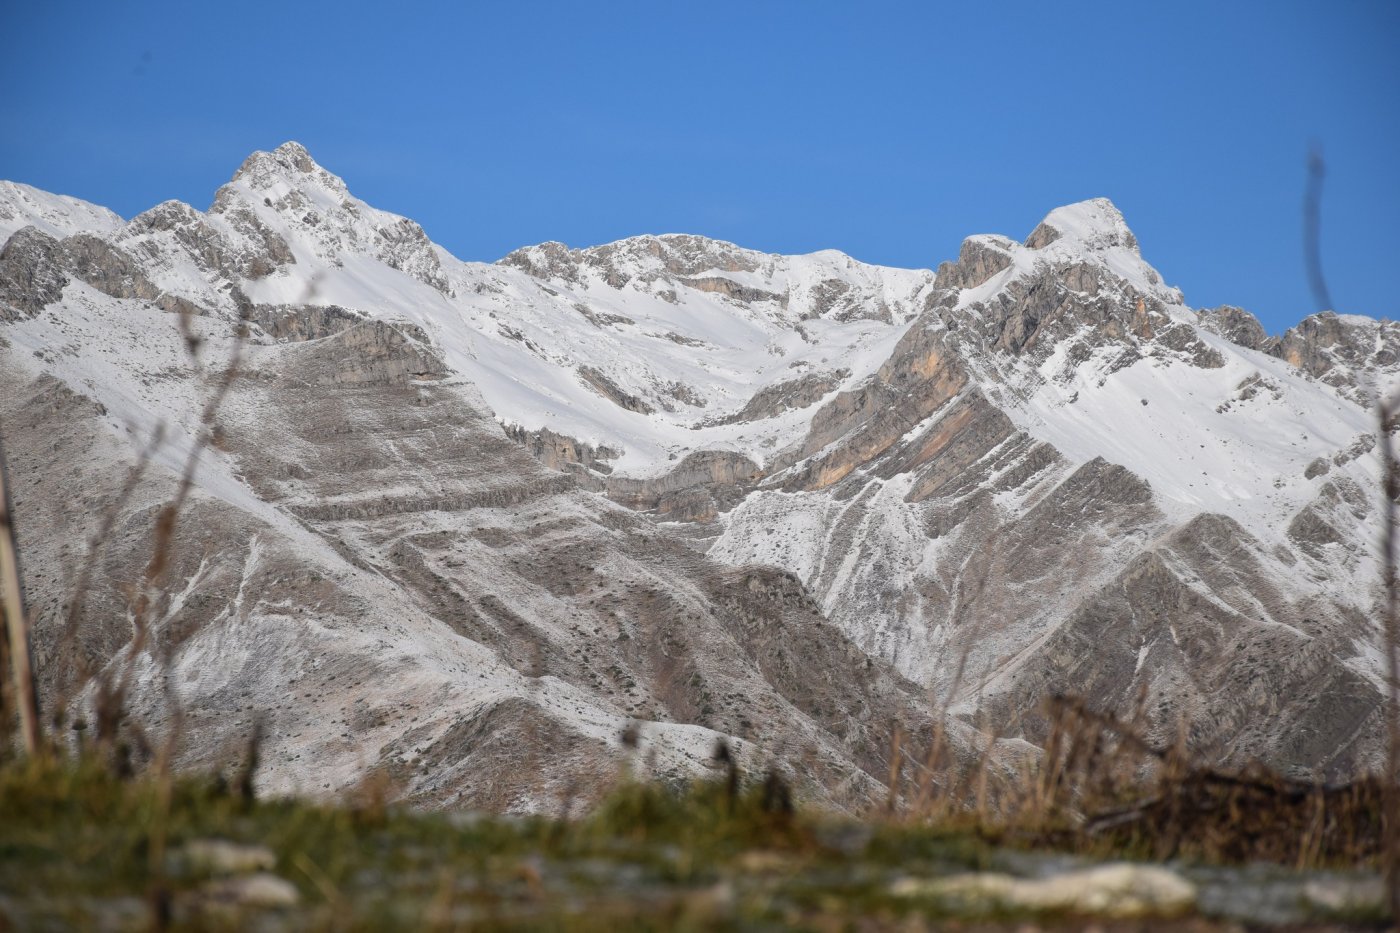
[
  {"left": 1025, "top": 197, "right": 1138, "bottom": 254},
  {"left": 212, "top": 141, "right": 450, "bottom": 294},
  {"left": 229, "top": 141, "right": 348, "bottom": 197}
]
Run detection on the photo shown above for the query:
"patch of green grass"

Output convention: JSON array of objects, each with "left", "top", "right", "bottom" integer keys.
[
  {"left": 0, "top": 756, "right": 1389, "bottom": 930},
  {"left": 0, "top": 757, "right": 998, "bottom": 930}
]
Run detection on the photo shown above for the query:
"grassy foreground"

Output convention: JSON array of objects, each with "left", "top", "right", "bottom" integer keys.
[{"left": 0, "top": 754, "right": 1391, "bottom": 931}]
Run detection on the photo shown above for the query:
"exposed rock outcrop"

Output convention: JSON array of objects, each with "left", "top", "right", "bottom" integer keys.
[
  {"left": 502, "top": 423, "right": 621, "bottom": 475},
  {"left": 0, "top": 227, "right": 68, "bottom": 320},
  {"left": 579, "top": 365, "right": 656, "bottom": 414},
  {"left": 1, "top": 146, "right": 1391, "bottom": 807},
  {"left": 934, "top": 235, "right": 1015, "bottom": 291},
  {"left": 788, "top": 317, "right": 968, "bottom": 490},
  {"left": 1269, "top": 311, "right": 1400, "bottom": 407},
  {"left": 717, "top": 369, "right": 849, "bottom": 425},
  {"left": 605, "top": 450, "right": 763, "bottom": 521},
  {"left": 1198, "top": 304, "right": 1269, "bottom": 351}
]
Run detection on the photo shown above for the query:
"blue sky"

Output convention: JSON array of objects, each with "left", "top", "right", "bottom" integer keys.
[{"left": 3, "top": 1, "right": 1396, "bottom": 333}]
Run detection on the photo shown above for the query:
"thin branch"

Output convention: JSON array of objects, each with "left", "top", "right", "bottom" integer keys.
[
  {"left": 0, "top": 437, "right": 42, "bottom": 756},
  {"left": 1376, "top": 396, "right": 1400, "bottom": 918},
  {"left": 51, "top": 423, "right": 166, "bottom": 727},
  {"left": 93, "top": 291, "right": 253, "bottom": 753},
  {"left": 1304, "top": 146, "right": 1336, "bottom": 315}
]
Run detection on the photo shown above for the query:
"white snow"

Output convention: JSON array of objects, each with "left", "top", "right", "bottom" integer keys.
[
  {"left": 0, "top": 180, "right": 124, "bottom": 243},
  {"left": 210, "top": 149, "right": 936, "bottom": 476},
  {"left": 7, "top": 144, "right": 1396, "bottom": 722}
]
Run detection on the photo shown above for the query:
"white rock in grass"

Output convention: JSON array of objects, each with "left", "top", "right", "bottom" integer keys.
[
  {"left": 892, "top": 863, "right": 1197, "bottom": 918},
  {"left": 1301, "top": 876, "right": 1387, "bottom": 915},
  {"left": 182, "top": 839, "right": 277, "bottom": 875},
  {"left": 200, "top": 873, "right": 300, "bottom": 908}
]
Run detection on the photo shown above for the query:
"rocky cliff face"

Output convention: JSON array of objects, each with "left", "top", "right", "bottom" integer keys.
[
  {"left": 0, "top": 142, "right": 1392, "bottom": 810},
  {"left": 1199, "top": 304, "right": 1400, "bottom": 408},
  {"left": 0, "top": 279, "right": 951, "bottom": 812},
  {"left": 1269, "top": 312, "right": 1400, "bottom": 408},
  {"left": 711, "top": 200, "right": 1389, "bottom": 777}
]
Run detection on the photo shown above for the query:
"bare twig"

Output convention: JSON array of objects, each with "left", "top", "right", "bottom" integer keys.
[
  {"left": 1304, "top": 146, "right": 1336, "bottom": 315},
  {"left": 885, "top": 721, "right": 903, "bottom": 814},
  {"left": 51, "top": 423, "right": 166, "bottom": 732},
  {"left": 95, "top": 294, "right": 252, "bottom": 755},
  {"left": 1376, "top": 396, "right": 1400, "bottom": 916}
]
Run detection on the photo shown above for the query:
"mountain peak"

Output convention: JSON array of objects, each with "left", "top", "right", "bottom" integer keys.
[
  {"left": 1025, "top": 197, "right": 1138, "bottom": 254},
  {"left": 4, "top": 143, "right": 1392, "bottom": 805},
  {"left": 229, "top": 141, "right": 346, "bottom": 196}
]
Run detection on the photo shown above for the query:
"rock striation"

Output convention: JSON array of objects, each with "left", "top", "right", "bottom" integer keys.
[{"left": 1, "top": 142, "right": 1394, "bottom": 811}]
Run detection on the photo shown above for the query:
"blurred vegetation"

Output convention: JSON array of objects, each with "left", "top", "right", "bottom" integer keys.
[{"left": 0, "top": 745, "right": 1391, "bottom": 931}]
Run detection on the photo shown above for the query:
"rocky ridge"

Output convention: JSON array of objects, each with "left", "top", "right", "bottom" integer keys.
[{"left": 0, "top": 142, "right": 1394, "bottom": 809}]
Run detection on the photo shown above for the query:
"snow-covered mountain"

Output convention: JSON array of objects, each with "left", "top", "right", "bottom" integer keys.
[{"left": 0, "top": 142, "right": 1392, "bottom": 808}]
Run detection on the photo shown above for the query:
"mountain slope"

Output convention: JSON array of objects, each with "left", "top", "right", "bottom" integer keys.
[
  {"left": 710, "top": 199, "right": 1389, "bottom": 775},
  {"left": 0, "top": 142, "right": 1392, "bottom": 803},
  {"left": 0, "top": 154, "right": 969, "bottom": 810}
]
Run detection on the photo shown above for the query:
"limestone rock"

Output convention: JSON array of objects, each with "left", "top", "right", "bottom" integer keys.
[
  {"left": 0, "top": 226, "right": 68, "bottom": 320},
  {"left": 933, "top": 235, "right": 1015, "bottom": 290},
  {"left": 180, "top": 839, "right": 277, "bottom": 875},
  {"left": 892, "top": 863, "right": 1197, "bottom": 918},
  {"left": 1198, "top": 304, "right": 1269, "bottom": 351},
  {"left": 1269, "top": 311, "right": 1400, "bottom": 407},
  {"left": 2, "top": 146, "right": 1392, "bottom": 810},
  {"left": 198, "top": 873, "right": 300, "bottom": 909}
]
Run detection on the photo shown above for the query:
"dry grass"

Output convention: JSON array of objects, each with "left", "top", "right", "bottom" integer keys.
[
  {"left": 877, "top": 688, "right": 1391, "bottom": 872},
  {"left": 2, "top": 738, "right": 1392, "bottom": 930}
]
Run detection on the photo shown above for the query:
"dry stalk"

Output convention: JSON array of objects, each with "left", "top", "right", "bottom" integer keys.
[
  {"left": 1376, "top": 395, "right": 1400, "bottom": 915},
  {"left": 911, "top": 631, "right": 974, "bottom": 819},
  {"left": 1303, "top": 144, "right": 1395, "bottom": 884},
  {"left": 0, "top": 576, "right": 10, "bottom": 758},
  {"left": 0, "top": 438, "right": 41, "bottom": 757},
  {"left": 1303, "top": 146, "right": 1336, "bottom": 317},
  {"left": 52, "top": 423, "right": 166, "bottom": 731},
  {"left": 911, "top": 716, "right": 948, "bottom": 815},
  {"left": 884, "top": 721, "right": 903, "bottom": 814},
  {"left": 972, "top": 725, "right": 1003, "bottom": 821},
  {"left": 91, "top": 294, "right": 252, "bottom": 758}
]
